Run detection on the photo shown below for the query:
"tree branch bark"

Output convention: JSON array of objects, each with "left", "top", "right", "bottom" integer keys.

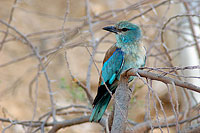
[
  {"left": 127, "top": 69, "right": 200, "bottom": 93},
  {"left": 111, "top": 72, "right": 131, "bottom": 133},
  {"left": 48, "top": 116, "right": 107, "bottom": 133},
  {"left": 48, "top": 116, "right": 90, "bottom": 133}
]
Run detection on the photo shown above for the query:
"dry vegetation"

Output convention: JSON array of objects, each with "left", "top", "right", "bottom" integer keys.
[{"left": 0, "top": 0, "right": 200, "bottom": 133}]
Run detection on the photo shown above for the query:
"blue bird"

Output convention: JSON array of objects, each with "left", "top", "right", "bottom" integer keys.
[{"left": 90, "top": 21, "right": 146, "bottom": 122}]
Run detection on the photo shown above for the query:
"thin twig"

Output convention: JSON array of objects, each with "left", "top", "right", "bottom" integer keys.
[
  {"left": 183, "top": 2, "right": 200, "bottom": 58},
  {"left": 85, "top": 0, "right": 97, "bottom": 92},
  {"left": 0, "top": 0, "right": 18, "bottom": 52}
]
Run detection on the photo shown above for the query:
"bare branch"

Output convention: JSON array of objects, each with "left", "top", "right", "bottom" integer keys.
[
  {"left": 127, "top": 69, "right": 200, "bottom": 93},
  {"left": 48, "top": 116, "right": 90, "bottom": 133},
  {"left": 183, "top": 2, "right": 200, "bottom": 58},
  {"left": 0, "top": 0, "right": 17, "bottom": 52}
]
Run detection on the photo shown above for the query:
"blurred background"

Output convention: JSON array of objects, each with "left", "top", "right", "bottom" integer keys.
[{"left": 0, "top": 0, "right": 200, "bottom": 132}]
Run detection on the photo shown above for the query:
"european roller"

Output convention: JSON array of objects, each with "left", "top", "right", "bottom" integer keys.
[{"left": 90, "top": 21, "right": 146, "bottom": 122}]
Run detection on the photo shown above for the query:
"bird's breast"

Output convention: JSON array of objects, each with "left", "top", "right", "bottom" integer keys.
[
  {"left": 116, "top": 47, "right": 145, "bottom": 81},
  {"left": 122, "top": 45, "right": 146, "bottom": 72}
]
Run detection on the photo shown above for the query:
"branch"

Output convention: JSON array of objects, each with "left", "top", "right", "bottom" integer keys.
[
  {"left": 0, "top": 0, "right": 17, "bottom": 52},
  {"left": 64, "top": 52, "right": 94, "bottom": 104},
  {"left": 129, "top": 113, "right": 200, "bottom": 132},
  {"left": 183, "top": 2, "right": 200, "bottom": 58},
  {"left": 111, "top": 72, "right": 131, "bottom": 133},
  {"left": 161, "top": 14, "right": 200, "bottom": 59},
  {"left": 110, "top": 68, "right": 200, "bottom": 133},
  {"left": 48, "top": 116, "right": 107, "bottom": 133},
  {"left": 0, "top": 115, "right": 107, "bottom": 133},
  {"left": 48, "top": 116, "right": 90, "bottom": 133},
  {"left": 181, "top": 123, "right": 200, "bottom": 133},
  {"left": 127, "top": 69, "right": 200, "bottom": 93}
]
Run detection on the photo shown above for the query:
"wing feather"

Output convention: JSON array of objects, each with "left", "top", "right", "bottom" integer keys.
[
  {"left": 93, "top": 45, "right": 124, "bottom": 106},
  {"left": 99, "top": 45, "right": 124, "bottom": 86}
]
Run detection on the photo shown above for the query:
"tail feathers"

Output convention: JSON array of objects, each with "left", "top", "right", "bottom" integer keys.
[{"left": 89, "top": 95, "right": 111, "bottom": 122}]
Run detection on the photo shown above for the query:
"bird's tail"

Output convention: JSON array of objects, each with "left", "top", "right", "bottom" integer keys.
[{"left": 89, "top": 93, "right": 111, "bottom": 122}]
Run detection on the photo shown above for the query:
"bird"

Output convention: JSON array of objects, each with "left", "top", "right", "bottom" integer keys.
[{"left": 89, "top": 21, "right": 146, "bottom": 122}]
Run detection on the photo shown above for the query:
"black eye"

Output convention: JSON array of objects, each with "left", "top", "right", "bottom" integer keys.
[{"left": 121, "top": 28, "right": 129, "bottom": 32}]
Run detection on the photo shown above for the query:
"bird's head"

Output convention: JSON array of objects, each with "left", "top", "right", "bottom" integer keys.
[{"left": 103, "top": 21, "right": 142, "bottom": 45}]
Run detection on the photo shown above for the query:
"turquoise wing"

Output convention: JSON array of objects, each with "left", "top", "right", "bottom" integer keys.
[
  {"left": 100, "top": 48, "right": 124, "bottom": 85},
  {"left": 90, "top": 48, "right": 124, "bottom": 122}
]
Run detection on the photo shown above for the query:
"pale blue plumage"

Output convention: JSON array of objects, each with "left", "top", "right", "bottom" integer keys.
[{"left": 90, "top": 21, "right": 146, "bottom": 122}]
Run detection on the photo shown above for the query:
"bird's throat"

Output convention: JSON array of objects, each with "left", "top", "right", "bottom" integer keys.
[{"left": 115, "top": 41, "right": 140, "bottom": 54}]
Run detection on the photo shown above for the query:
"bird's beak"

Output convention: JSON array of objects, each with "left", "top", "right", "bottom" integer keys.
[{"left": 103, "top": 26, "right": 119, "bottom": 34}]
